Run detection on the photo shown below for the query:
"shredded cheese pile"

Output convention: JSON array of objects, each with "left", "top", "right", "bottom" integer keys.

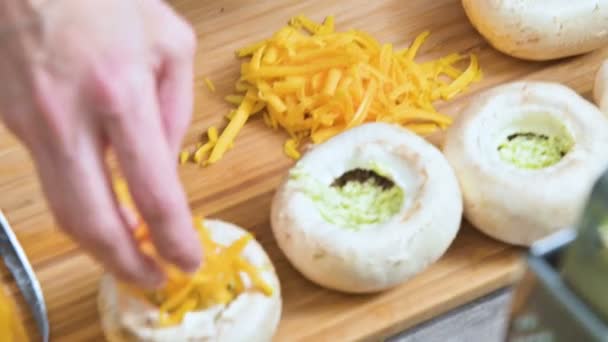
[
  {"left": 182, "top": 15, "right": 482, "bottom": 165},
  {"left": 113, "top": 180, "right": 273, "bottom": 327}
]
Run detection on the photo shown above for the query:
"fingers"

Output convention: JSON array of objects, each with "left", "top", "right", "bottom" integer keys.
[
  {"left": 157, "top": 52, "right": 195, "bottom": 156},
  {"left": 152, "top": 2, "right": 197, "bottom": 155},
  {"left": 101, "top": 69, "right": 202, "bottom": 273},
  {"left": 31, "top": 126, "right": 165, "bottom": 288}
]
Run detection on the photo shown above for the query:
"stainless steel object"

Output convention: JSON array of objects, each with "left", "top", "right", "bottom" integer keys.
[
  {"left": 561, "top": 169, "right": 608, "bottom": 322},
  {"left": 505, "top": 168, "right": 608, "bottom": 342},
  {"left": 0, "top": 211, "right": 49, "bottom": 342}
]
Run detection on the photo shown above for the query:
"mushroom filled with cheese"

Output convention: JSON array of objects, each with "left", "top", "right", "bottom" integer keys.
[
  {"left": 98, "top": 219, "right": 281, "bottom": 342},
  {"left": 271, "top": 122, "right": 463, "bottom": 293},
  {"left": 443, "top": 81, "right": 608, "bottom": 246},
  {"left": 98, "top": 182, "right": 281, "bottom": 342}
]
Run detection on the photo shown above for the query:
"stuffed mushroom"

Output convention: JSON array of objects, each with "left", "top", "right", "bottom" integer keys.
[
  {"left": 98, "top": 219, "right": 282, "bottom": 342},
  {"left": 271, "top": 122, "right": 463, "bottom": 293},
  {"left": 443, "top": 81, "right": 608, "bottom": 246}
]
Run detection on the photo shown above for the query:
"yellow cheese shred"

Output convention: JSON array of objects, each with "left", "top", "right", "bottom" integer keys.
[
  {"left": 178, "top": 151, "right": 189, "bottom": 165},
  {"left": 284, "top": 138, "right": 301, "bottom": 159},
  {"left": 204, "top": 77, "right": 216, "bottom": 92},
  {"left": 112, "top": 179, "right": 273, "bottom": 327},
  {"left": 183, "top": 15, "right": 482, "bottom": 165}
]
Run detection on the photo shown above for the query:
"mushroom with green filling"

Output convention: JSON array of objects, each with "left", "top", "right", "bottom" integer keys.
[
  {"left": 271, "top": 122, "right": 463, "bottom": 293},
  {"left": 443, "top": 81, "right": 608, "bottom": 246}
]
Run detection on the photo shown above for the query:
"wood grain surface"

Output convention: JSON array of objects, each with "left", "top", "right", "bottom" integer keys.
[{"left": 2, "top": 0, "right": 607, "bottom": 340}]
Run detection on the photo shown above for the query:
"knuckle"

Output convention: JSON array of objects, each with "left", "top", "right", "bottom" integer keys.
[
  {"left": 139, "top": 191, "right": 181, "bottom": 225},
  {"left": 86, "top": 64, "right": 132, "bottom": 119},
  {"left": 27, "top": 78, "right": 76, "bottom": 153},
  {"left": 164, "top": 21, "right": 197, "bottom": 60}
]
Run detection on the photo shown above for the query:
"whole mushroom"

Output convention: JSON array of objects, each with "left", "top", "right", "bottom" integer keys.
[{"left": 462, "top": 0, "right": 608, "bottom": 61}]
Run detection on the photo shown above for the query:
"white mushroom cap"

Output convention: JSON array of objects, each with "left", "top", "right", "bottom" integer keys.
[
  {"left": 271, "top": 122, "right": 463, "bottom": 293},
  {"left": 462, "top": 0, "right": 608, "bottom": 61},
  {"left": 594, "top": 60, "right": 608, "bottom": 114},
  {"left": 443, "top": 81, "right": 608, "bottom": 246},
  {"left": 98, "top": 219, "right": 282, "bottom": 342}
]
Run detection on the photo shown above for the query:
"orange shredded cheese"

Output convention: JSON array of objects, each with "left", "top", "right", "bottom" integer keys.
[
  {"left": 207, "top": 126, "right": 219, "bottom": 143},
  {"left": 284, "top": 138, "right": 301, "bottom": 160},
  {"left": 183, "top": 15, "right": 482, "bottom": 165},
  {"left": 112, "top": 179, "right": 273, "bottom": 327},
  {"left": 178, "top": 151, "right": 190, "bottom": 165}
]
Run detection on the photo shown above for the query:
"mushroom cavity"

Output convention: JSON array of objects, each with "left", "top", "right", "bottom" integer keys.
[
  {"left": 495, "top": 114, "right": 574, "bottom": 169},
  {"left": 289, "top": 166, "right": 405, "bottom": 230}
]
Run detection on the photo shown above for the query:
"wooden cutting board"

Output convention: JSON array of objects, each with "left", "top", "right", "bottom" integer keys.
[{"left": 2, "top": 0, "right": 607, "bottom": 340}]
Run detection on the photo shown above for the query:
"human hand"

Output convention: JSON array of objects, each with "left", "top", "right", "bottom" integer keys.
[{"left": 0, "top": 0, "right": 202, "bottom": 288}]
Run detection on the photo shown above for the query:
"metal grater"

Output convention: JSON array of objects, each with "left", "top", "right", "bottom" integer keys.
[{"left": 504, "top": 168, "right": 608, "bottom": 342}]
